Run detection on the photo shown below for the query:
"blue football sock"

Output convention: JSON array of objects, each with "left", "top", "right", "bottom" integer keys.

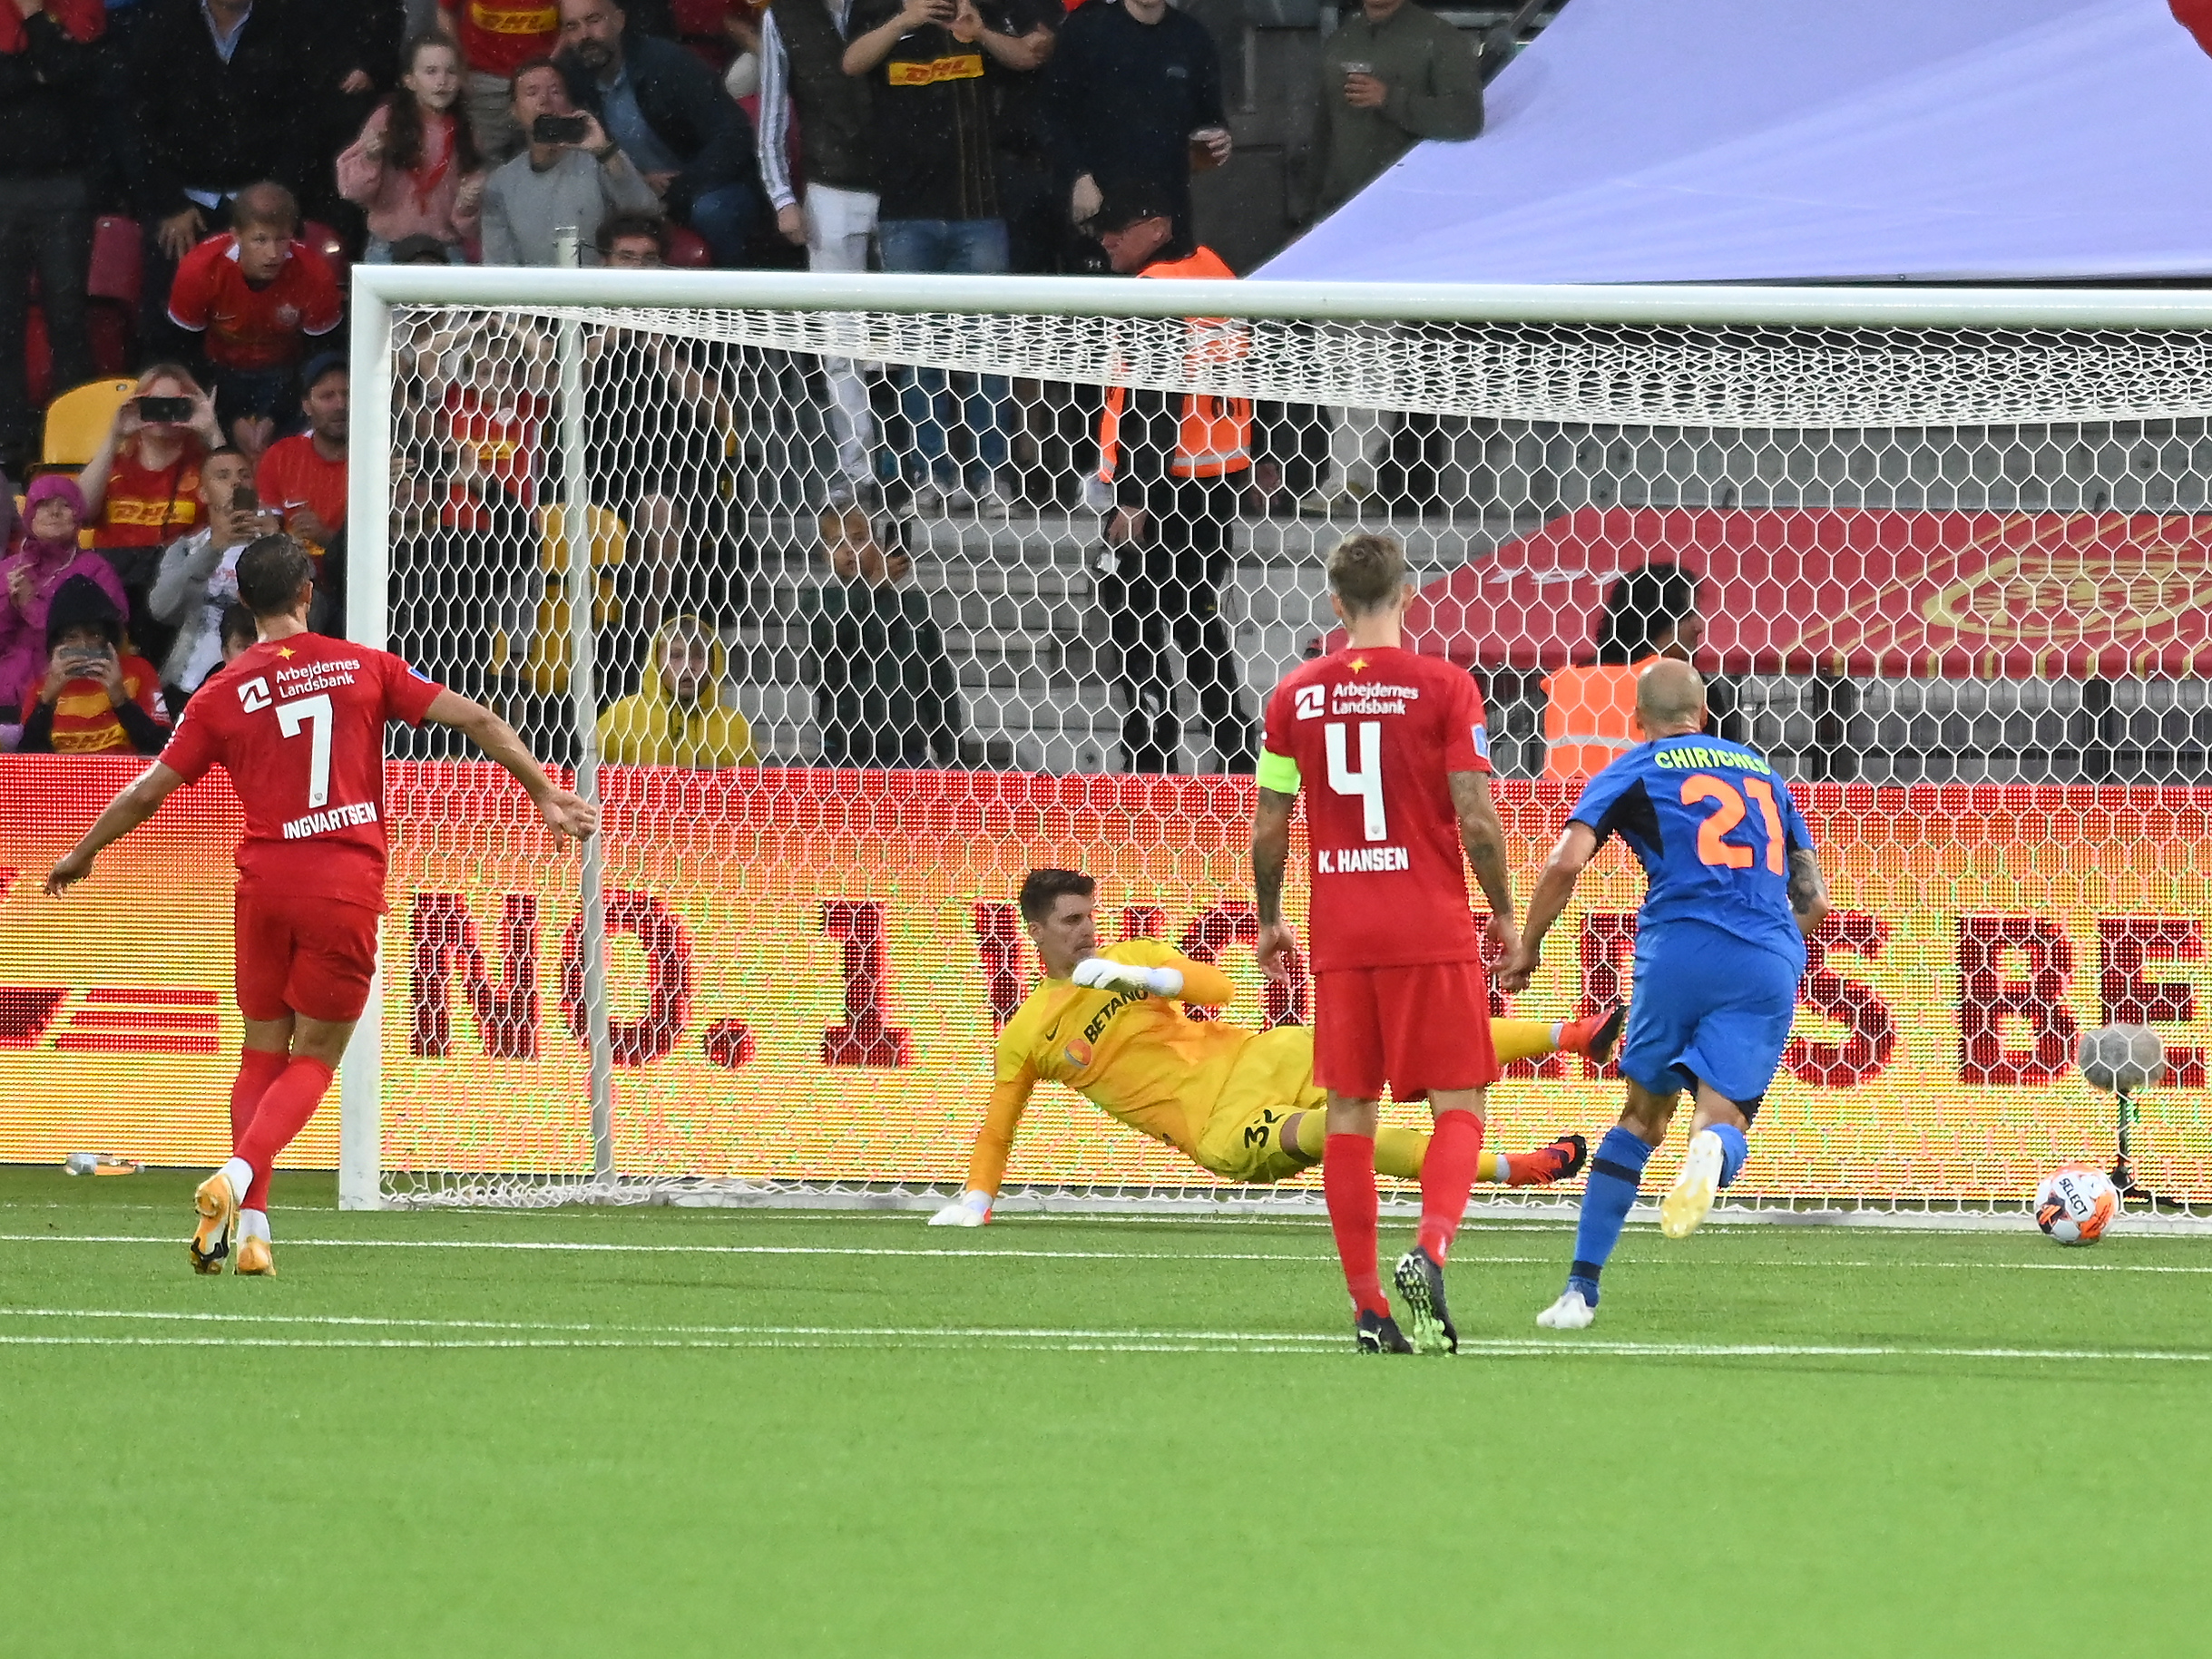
[
  {"left": 1568, "top": 1126, "right": 1654, "bottom": 1305},
  {"left": 1711, "top": 1123, "right": 1749, "bottom": 1187}
]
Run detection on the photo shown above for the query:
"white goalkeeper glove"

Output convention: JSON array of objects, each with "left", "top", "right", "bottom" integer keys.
[
  {"left": 1070, "top": 956, "right": 1184, "bottom": 998},
  {"left": 927, "top": 1190, "right": 993, "bottom": 1227}
]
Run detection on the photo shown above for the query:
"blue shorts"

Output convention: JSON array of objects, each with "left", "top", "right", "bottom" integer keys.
[{"left": 1618, "top": 921, "right": 1803, "bottom": 1109}]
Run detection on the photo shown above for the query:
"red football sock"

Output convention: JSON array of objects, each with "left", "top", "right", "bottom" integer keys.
[
  {"left": 229, "top": 1049, "right": 289, "bottom": 1210},
  {"left": 235, "top": 1057, "right": 337, "bottom": 1209},
  {"left": 1416, "top": 1108, "right": 1485, "bottom": 1262},
  {"left": 230, "top": 1049, "right": 288, "bottom": 1143},
  {"left": 1323, "top": 1133, "right": 1387, "bottom": 1317}
]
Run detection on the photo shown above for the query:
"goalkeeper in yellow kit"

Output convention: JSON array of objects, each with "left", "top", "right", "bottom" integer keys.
[{"left": 929, "top": 869, "right": 1614, "bottom": 1225}]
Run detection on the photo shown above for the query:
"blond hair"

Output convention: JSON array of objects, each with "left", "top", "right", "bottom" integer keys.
[{"left": 1326, "top": 532, "right": 1405, "bottom": 617}]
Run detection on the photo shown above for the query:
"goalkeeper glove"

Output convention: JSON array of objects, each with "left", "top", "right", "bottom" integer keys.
[
  {"left": 1070, "top": 956, "right": 1184, "bottom": 998},
  {"left": 927, "top": 1190, "right": 993, "bottom": 1227}
]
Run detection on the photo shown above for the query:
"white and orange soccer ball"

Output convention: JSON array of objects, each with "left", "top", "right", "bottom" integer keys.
[{"left": 2034, "top": 1166, "right": 2120, "bottom": 1245}]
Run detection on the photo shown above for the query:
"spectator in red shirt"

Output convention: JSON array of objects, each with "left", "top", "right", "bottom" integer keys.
[
  {"left": 337, "top": 32, "right": 487, "bottom": 262},
  {"left": 12, "top": 574, "right": 170, "bottom": 756},
  {"left": 167, "top": 181, "right": 344, "bottom": 464},
  {"left": 256, "top": 355, "right": 350, "bottom": 550},
  {"left": 443, "top": 0, "right": 563, "bottom": 161},
  {"left": 78, "top": 363, "right": 223, "bottom": 552},
  {"left": 0, "top": 476, "right": 130, "bottom": 720}
]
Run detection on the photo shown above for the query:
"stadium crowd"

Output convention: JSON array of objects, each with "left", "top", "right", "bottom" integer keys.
[{"left": 3, "top": 0, "right": 1497, "bottom": 766}]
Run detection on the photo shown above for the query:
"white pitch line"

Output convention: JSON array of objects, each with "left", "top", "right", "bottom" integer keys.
[
  {"left": 0, "top": 1307, "right": 1339, "bottom": 1342},
  {"left": 0, "top": 1325, "right": 2205, "bottom": 1362},
  {"left": 4, "top": 1231, "right": 2211, "bottom": 1274},
  {"left": 0, "top": 1233, "right": 1327, "bottom": 1263}
]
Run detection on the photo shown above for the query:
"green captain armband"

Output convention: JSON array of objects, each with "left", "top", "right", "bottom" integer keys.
[{"left": 1256, "top": 750, "right": 1301, "bottom": 795}]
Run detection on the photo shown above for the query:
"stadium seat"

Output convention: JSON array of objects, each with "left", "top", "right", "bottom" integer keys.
[
  {"left": 86, "top": 216, "right": 143, "bottom": 308},
  {"left": 664, "top": 224, "right": 712, "bottom": 268},
  {"left": 43, "top": 377, "right": 139, "bottom": 468}
]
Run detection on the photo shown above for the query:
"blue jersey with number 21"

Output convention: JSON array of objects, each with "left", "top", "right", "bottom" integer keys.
[{"left": 1569, "top": 735, "right": 1815, "bottom": 966}]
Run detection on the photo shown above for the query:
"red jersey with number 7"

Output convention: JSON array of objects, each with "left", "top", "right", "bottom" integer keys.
[
  {"left": 158, "top": 634, "right": 444, "bottom": 912},
  {"left": 1258, "top": 644, "right": 1493, "bottom": 972}
]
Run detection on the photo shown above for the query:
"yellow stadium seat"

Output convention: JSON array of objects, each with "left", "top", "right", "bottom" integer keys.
[{"left": 43, "top": 378, "right": 139, "bottom": 468}]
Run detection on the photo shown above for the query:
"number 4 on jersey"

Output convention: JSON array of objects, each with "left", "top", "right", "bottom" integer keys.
[{"left": 1326, "top": 720, "right": 1386, "bottom": 841}]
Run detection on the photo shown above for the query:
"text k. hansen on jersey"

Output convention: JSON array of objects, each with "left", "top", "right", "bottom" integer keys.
[{"left": 1317, "top": 844, "right": 1411, "bottom": 873}]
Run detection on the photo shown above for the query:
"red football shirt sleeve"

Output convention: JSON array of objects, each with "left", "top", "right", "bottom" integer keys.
[
  {"left": 379, "top": 651, "right": 445, "bottom": 727},
  {"left": 297, "top": 250, "right": 342, "bottom": 337},
  {"left": 1439, "top": 668, "right": 1493, "bottom": 775},
  {"left": 167, "top": 242, "right": 216, "bottom": 332},
  {"left": 157, "top": 698, "right": 222, "bottom": 782}
]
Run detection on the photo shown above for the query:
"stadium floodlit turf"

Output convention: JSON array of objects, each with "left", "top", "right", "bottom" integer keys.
[{"left": 4, "top": 1166, "right": 2208, "bottom": 1656}]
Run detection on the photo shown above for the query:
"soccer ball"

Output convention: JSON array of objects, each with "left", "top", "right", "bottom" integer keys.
[{"left": 2034, "top": 1166, "right": 2120, "bottom": 1245}]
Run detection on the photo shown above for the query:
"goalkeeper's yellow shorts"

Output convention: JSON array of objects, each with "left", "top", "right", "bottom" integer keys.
[{"left": 1192, "top": 1025, "right": 1326, "bottom": 1185}]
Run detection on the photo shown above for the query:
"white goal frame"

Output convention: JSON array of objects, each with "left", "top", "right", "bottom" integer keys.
[{"left": 339, "top": 268, "right": 2212, "bottom": 1229}]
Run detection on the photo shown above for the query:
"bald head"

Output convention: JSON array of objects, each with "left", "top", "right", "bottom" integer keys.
[{"left": 1636, "top": 659, "right": 1708, "bottom": 737}]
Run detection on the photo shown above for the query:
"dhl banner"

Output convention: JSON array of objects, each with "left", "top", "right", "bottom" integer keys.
[{"left": 4, "top": 756, "right": 2209, "bottom": 1203}]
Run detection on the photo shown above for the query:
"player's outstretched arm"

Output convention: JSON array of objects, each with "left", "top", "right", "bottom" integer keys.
[
  {"left": 1499, "top": 821, "right": 1597, "bottom": 994},
  {"left": 425, "top": 690, "right": 601, "bottom": 842},
  {"left": 1249, "top": 786, "right": 1298, "bottom": 982},
  {"left": 928, "top": 1068, "right": 1037, "bottom": 1226},
  {"left": 1787, "top": 846, "right": 1831, "bottom": 936},
  {"left": 44, "top": 762, "right": 190, "bottom": 896}
]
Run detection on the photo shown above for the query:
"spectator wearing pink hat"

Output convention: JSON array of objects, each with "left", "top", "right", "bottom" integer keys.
[{"left": 0, "top": 476, "right": 130, "bottom": 719}]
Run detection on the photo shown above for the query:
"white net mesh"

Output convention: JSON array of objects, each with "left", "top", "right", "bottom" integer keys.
[{"left": 361, "top": 288, "right": 2212, "bottom": 1224}]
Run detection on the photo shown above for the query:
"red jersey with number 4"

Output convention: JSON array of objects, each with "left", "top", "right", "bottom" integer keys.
[
  {"left": 1259, "top": 645, "right": 1493, "bottom": 972},
  {"left": 158, "top": 633, "right": 444, "bottom": 911}
]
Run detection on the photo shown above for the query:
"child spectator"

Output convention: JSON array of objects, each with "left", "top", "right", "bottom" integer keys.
[
  {"left": 12, "top": 574, "right": 170, "bottom": 756},
  {"left": 150, "top": 446, "right": 276, "bottom": 706},
  {"left": 596, "top": 615, "right": 759, "bottom": 766},
  {"left": 0, "top": 477, "right": 130, "bottom": 719},
  {"left": 255, "top": 355, "right": 350, "bottom": 549},
  {"left": 166, "top": 181, "right": 344, "bottom": 462},
  {"left": 218, "top": 599, "right": 258, "bottom": 666},
  {"left": 337, "top": 32, "right": 488, "bottom": 262}
]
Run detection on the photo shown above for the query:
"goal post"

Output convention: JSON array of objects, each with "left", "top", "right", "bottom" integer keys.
[{"left": 339, "top": 266, "right": 2212, "bottom": 1224}]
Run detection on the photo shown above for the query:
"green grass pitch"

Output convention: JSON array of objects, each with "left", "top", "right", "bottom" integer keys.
[{"left": 4, "top": 1166, "right": 2208, "bottom": 1657}]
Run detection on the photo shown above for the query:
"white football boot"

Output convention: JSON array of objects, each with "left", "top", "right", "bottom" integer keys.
[
  {"left": 1535, "top": 1288, "right": 1595, "bottom": 1330},
  {"left": 1660, "top": 1128, "right": 1726, "bottom": 1239}
]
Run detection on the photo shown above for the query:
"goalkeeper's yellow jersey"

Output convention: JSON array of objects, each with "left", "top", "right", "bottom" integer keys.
[{"left": 964, "top": 939, "right": 1246, "bottom": 1196}]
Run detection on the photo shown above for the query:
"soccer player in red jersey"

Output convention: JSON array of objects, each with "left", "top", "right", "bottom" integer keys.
[
  {"left": 1251, "top": 533, "right": 1520, "bottom": 1354},
  {"left": 44, "top": 538, "right": 597, "bottom": 1277}
]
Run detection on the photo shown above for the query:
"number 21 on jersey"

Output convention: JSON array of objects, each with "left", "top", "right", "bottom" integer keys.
[{"left": 1681, "top": 772, "right": 1786, "bottom": 873}]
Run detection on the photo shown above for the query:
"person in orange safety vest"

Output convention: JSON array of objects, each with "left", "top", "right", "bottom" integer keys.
[
  {"left": 1089, "top": 190, "right": 1257, "bottom": 775},
  {"left": 1543, "top": 561, "right": 1739, "bottom": 779}
]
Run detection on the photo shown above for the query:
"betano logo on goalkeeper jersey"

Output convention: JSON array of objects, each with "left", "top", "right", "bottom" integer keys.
[{"left": 887, "top": 53, "right": 984, "bottom": 84}]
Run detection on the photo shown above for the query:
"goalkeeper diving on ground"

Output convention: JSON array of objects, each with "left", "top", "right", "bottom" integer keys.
[{"left": 929, "top": 869, "right": 1617, "bottom": 1225}]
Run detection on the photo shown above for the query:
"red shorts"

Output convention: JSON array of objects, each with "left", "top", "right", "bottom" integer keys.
[
  {"left": 234, "top": 884, "right": 381, "bottom": 1024},
  {"left": 1312, "top": 961, "right": 1498, "bottom": 1102}
]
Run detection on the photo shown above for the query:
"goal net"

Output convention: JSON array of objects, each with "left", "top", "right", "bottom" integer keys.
[{"left": 341, "top": 268, "right": 2212, "bottom": 1225}]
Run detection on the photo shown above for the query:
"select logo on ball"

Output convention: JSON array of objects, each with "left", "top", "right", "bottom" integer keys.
[{"left": 2033, "top": 1165, "right": 2119, "bottom": 1245}]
